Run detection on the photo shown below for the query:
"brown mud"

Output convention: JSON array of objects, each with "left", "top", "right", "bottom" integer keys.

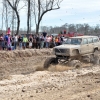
[{"left": 0, "top": 49, "right": 100, "bottom": 100}]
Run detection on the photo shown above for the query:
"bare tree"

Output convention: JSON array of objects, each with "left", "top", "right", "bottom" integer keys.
[
  {"left": 26, "top": 0, "right": 30, "bottom": 34},
  {"left": 1, "top": 1, "right": 5, "bottom": 31},
  {"left": 3, "top": 0, "right": 9, "bottom": 31},
  {"left": 6, "top": 0, "right": 20, "bottom": 35},
  {"left": 84, "top": 24, "right": 89, "bottom": 35},
  {"left": 11, "top": 0, "right": 15, "bottom": 35},
  {"left": 32, "top": 0, "right": 62, "bottom": 34},
  {"left": 1, "top": 0, "right": 16, "bottom": 33}
]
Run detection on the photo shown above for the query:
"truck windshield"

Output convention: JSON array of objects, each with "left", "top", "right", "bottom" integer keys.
[{"left": 65, "top": 38, "right": 82, "bottom": 45}]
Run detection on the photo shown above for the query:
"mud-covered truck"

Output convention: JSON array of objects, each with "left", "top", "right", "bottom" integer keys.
[{"left": 44, "top": 36, "right": 100, "bottom": 68}]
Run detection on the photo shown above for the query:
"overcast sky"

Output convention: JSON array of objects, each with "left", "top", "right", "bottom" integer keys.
[
  {"left": 1, "top": 0, "right": 100, "bottom": 30},
  {"left": 40, "top": 0, "right": 100, "bottom": 27}
]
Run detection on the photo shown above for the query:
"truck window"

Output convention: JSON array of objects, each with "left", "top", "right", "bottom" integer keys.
[
  {"left": 88, "top": 38, "right": 93, "bottom": 43},
  {"left": 82, "top": 38, "right": 88, "bottom": 44},
  {"left": 93, "top": 37, "right": 99, "bottom": 43}
]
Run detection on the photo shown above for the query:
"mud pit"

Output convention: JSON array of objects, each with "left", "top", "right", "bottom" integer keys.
[
  {"left": 0, "top": 49, "right": 100, "bottom": 100},
  {"left": 0, "top": 49, "right": 54, "bottom": 80}
]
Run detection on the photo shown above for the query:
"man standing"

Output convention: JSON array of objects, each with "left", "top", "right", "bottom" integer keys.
[
  {"left": 28, "top": 34, "right": 33, "bottom": 49},
  {"left": 13, "top": 34, "right": 18, "bottom": 49},
  {"left": 23, "top": 35, "right": 28, "bottom": 49}
]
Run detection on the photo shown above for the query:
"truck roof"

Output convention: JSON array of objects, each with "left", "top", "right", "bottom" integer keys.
[{"left": 70, "top": 35, "right": 98, "bottom": 39}]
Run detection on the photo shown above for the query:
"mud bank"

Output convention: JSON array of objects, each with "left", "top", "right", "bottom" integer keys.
[{"left": 0, "top": 49, "right": 53, "bottom": 80}]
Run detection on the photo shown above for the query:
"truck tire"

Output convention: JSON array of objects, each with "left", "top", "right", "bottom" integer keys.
[
  {"left": 94, "top": 48, "right": 98, "bottom": 52},
  {"left": 44, "top": 57, "right": 58, "bottom": 69},
  {"left": 93, "top": 50, "right": 100, "bottom": 64},
  {"left": 68, "top": 60, "right": 82, "bottom": 68}
]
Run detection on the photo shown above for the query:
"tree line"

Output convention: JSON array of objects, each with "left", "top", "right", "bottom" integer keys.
[
  {"left": 41, "top": 23, "right": 100, "bottom": 36},
  {"left": 1, "top": 0, "right": 62, "bottom": 35}
]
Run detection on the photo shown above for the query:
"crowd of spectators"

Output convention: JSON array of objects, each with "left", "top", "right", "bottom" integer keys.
[{"left": 0, "top": 32, "right": 64, "bottom": 50}]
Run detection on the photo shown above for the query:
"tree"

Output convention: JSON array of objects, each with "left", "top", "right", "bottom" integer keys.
[
  {"left": 32, "top": 0, "right": 63, "bottom": 34},
  {"left": 26, "top": 0, "right": 30, "bottom": 34},
  {"left": 68, "top": 24, "right": 76, "bottom": 32},
  {"left": 84, "top": 24, "right": 89, "bottom": 35},
  {"left": 6, "top": 0, "right": 20, "bottom": 35},
  {"left": 3, "top": 0, "right": 9, "bottom": 31},
  {"left": 94, "top": 25, "right": 100, "bottom": 35}
]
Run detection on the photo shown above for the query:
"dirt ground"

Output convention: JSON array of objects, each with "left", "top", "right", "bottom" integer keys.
[{"left": 0, "top": 49, "right": 100, "bottom": 100}]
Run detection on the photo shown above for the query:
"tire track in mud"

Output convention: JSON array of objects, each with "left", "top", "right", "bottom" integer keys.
[{"left": 0, "top": 65, "right": 100, "bottom": 100}]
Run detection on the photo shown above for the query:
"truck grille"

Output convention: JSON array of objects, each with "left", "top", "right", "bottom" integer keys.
[{"left": 55, "top": 48, "right": 66, "bottom": 53}]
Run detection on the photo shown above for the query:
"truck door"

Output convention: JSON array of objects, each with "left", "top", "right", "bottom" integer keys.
[
  {"left": 80, "top": 38, "right": 89, "bottom": 54},
  {"left": 88, "top": 38, "right": 94, "bottom": 53}
]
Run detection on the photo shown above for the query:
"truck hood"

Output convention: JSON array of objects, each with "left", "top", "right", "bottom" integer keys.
[{"left": 54, "top": 44, "right": 80, "bottom": 49}]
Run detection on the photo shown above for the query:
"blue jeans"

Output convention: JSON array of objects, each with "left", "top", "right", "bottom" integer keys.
[
  {"left": 23, "top": 42, "right": 26, "bottom": 48},
  {"left": 1, "top": 41, "right": 5, "bottom": 49},
  {"left": 14, "top": 42, "right": 17, "bottom": 49},
  {"left": 46, "top": 42, "right": 49, "bottom": 48},
  {"left": 19, "top": 42, "right": 22, "bottom": 49}
]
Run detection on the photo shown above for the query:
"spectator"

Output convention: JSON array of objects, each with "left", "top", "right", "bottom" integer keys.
[
  {"left": 42, "top": 31, "right": 47, "bottom": 38},
  {"left": 0, "top": 34, "right": 2, "bottom": 50},
  {"left": 45, "top": 35, "right": 51, "bottom": 48},
  {"left": 55, "top": 36, "right": 59, "bottom": 46},
  {"left": 40, "top": 34, "right": 45, "bottom": 49},
  {"left": 0, "top": 33, "right": 5, "bottom": 50},
  {"left": 7, "top": 27, "right": 11, "bottom": 35},
  {"left": 33, "top": 35, "right": 36, "bottom": 48},
  {"left": 23, "top": 35, "right": 28, "bottom": 49},
  {"left": 18, "top": 35, "right": 23, "bottom": 49},
  {"left": 4, "top": 34, "right": 8, "bottom": 50},
  {"left": 7, "top": 34, "right": 12, "bottom": 50},
  {"left": 36, "top": 34, "right": 41, "bottom": 49},
  {"left": 28, "top": 34, "right": 33, "bottom": 49},
  {"left": 13, "top": 34, "right": 18, "bottom": 49}
]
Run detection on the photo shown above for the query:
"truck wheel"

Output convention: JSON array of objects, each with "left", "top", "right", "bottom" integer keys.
[
  {"left": 94, "top": 48, "right": 98, "bottom": 52},
  {"left": 44, "top": 57, "right": 58, "bottom": 69},
  {"left": 68, "top": 60, "right": 82, "bottom": 68},
  {"left": 93, "top": 50, "right": 100, "bottom": 64}
]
